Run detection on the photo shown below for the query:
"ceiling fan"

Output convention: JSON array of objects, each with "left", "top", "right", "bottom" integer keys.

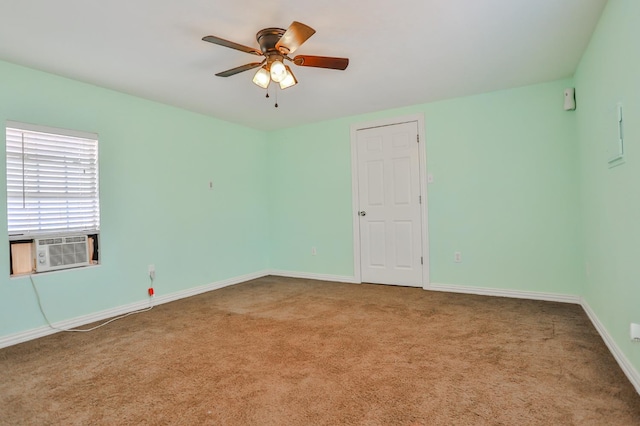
[{"left": 202, "top": 21, "right": 349, "bottom": 91}]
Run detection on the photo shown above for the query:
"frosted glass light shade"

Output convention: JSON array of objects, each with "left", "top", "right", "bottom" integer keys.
[
  {"left": 279, "top": 66, "right": 298, "bottom": 89},
  {"left": 270, "top": 60, "right": 287, "bottom": 83},
  {"left": 252, "top": 67, "right": 270, "bottom": 88}
]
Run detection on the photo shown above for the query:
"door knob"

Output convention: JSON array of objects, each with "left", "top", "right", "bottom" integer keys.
[{"left": 359, "top": 211, "right": 366, "bottom": 216}]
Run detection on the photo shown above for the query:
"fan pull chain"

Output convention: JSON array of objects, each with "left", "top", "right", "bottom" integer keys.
[{"left": 262, "top": 86, "right": 279, "bottom": 108}]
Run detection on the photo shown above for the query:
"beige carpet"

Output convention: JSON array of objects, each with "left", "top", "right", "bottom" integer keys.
[{"left": 1, "top": 276, "right": 639, "bottom": 425}]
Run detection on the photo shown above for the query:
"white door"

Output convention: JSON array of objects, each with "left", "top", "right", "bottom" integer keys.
[{"left": 356, "top": 121, "right": 423, "bottom": 287}]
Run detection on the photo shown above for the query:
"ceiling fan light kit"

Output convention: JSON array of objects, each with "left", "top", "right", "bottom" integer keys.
[
  {"left": 269, "top": 60, "right": 287, "bottom": 83},
  {"left": 252, "top": 67, "right": 271, "bottom": 89},
  {"left": 279, "top": 66, "right": 298, "bottom": 90},
  {"left": 202, "top": 21, "right": 349, "bottom": 97}
]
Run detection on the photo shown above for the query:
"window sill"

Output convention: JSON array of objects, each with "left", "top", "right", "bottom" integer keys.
[{"left": 10, "top": 263, "right": 101, "bottom": 279}]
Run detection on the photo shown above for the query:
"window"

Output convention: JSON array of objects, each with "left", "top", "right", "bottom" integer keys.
[{"left": 6, "top": 121, "right": 100, "bottom": 274}]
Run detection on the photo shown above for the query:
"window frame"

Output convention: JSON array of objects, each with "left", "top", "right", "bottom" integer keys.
[{"left": 5, "top": 121, "right": 101, "bottom": 275}]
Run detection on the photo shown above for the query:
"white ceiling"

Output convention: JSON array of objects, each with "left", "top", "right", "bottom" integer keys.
[{"left": 0, "top": 0, "right": 607, "bottom": 131}]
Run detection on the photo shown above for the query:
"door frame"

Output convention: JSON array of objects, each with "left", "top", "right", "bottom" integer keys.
[{"left": 350, "top": 113, "right": 430, "bottom": 289}]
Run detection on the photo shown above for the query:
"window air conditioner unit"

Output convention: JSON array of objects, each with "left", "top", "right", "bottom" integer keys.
[{"left": 34, "top": 235, "right": 90, "bottom": 272}]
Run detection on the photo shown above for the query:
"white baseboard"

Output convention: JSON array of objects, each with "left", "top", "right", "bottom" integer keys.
[
  {"left": 580, "top": 299, "right": 640, "bottom": 395},
  {"left": 269, "top": 269, "right": 359, "bottom": 284},
  {"left": 0, "top": 269, "right": 270, "bottom": 349},
  {"left": 152, "top": 270, "right": 269, "bottom": 306},
  {"left": 428, "top": 282, "right": 581, "bottom": 304}
]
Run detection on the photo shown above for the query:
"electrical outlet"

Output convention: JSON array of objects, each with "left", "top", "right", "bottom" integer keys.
[
  {"left": 454, "top": 252, "right": 462, "bottom": 263},
  {"left": 148, "top": 264, "right": 156, "bottom": 280},
  {"left": 631, "top": 323, "right": 640, "bottom": 342},
  {"left": 311, "top": 247, "right": 317, "bottom": 256}
]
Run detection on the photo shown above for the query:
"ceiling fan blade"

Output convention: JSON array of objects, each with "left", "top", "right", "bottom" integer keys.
[
  {"left": 292, "top": 55, "right": 349, "bottom": 70},
  {"left": 215, "top": 62, "right": 263, "bottom": 77},
  {"left": 202, "top": 35, "right": 262, "bottom": 56},
  {"left": 276, "top": 21, "right": 316, "bottom": 54}
]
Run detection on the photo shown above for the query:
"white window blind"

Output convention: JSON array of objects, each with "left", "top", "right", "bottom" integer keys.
[{"left": 6, "top": 122, "right": 100, "bottom": 238}]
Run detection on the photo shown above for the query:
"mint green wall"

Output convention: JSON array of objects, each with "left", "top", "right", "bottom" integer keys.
[
  {"left": 574, "top": 0, "right": 640, "bottom": 375},
  {"left": 267, "top": 121, "right": 355, "bottom": 276},
  {"left": 268, "top": 79, "right": 583, "bottom": 295},
  {"left": 0, "top": 60, "right": 269, "bottom": 336}
]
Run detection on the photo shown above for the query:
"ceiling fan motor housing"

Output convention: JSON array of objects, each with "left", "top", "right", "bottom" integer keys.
[{"left": 257, "top": 28, "right": 287, "bottom": 68}]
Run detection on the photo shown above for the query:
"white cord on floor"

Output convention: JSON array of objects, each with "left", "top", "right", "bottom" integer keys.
[{"left": 29, "top": 274, "right": 153, "bottom": 333}]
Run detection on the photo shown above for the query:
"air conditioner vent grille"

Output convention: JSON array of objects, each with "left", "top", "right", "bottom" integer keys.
[{"left": 35, "top": 235, "right": 89, "bottom": 272}]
